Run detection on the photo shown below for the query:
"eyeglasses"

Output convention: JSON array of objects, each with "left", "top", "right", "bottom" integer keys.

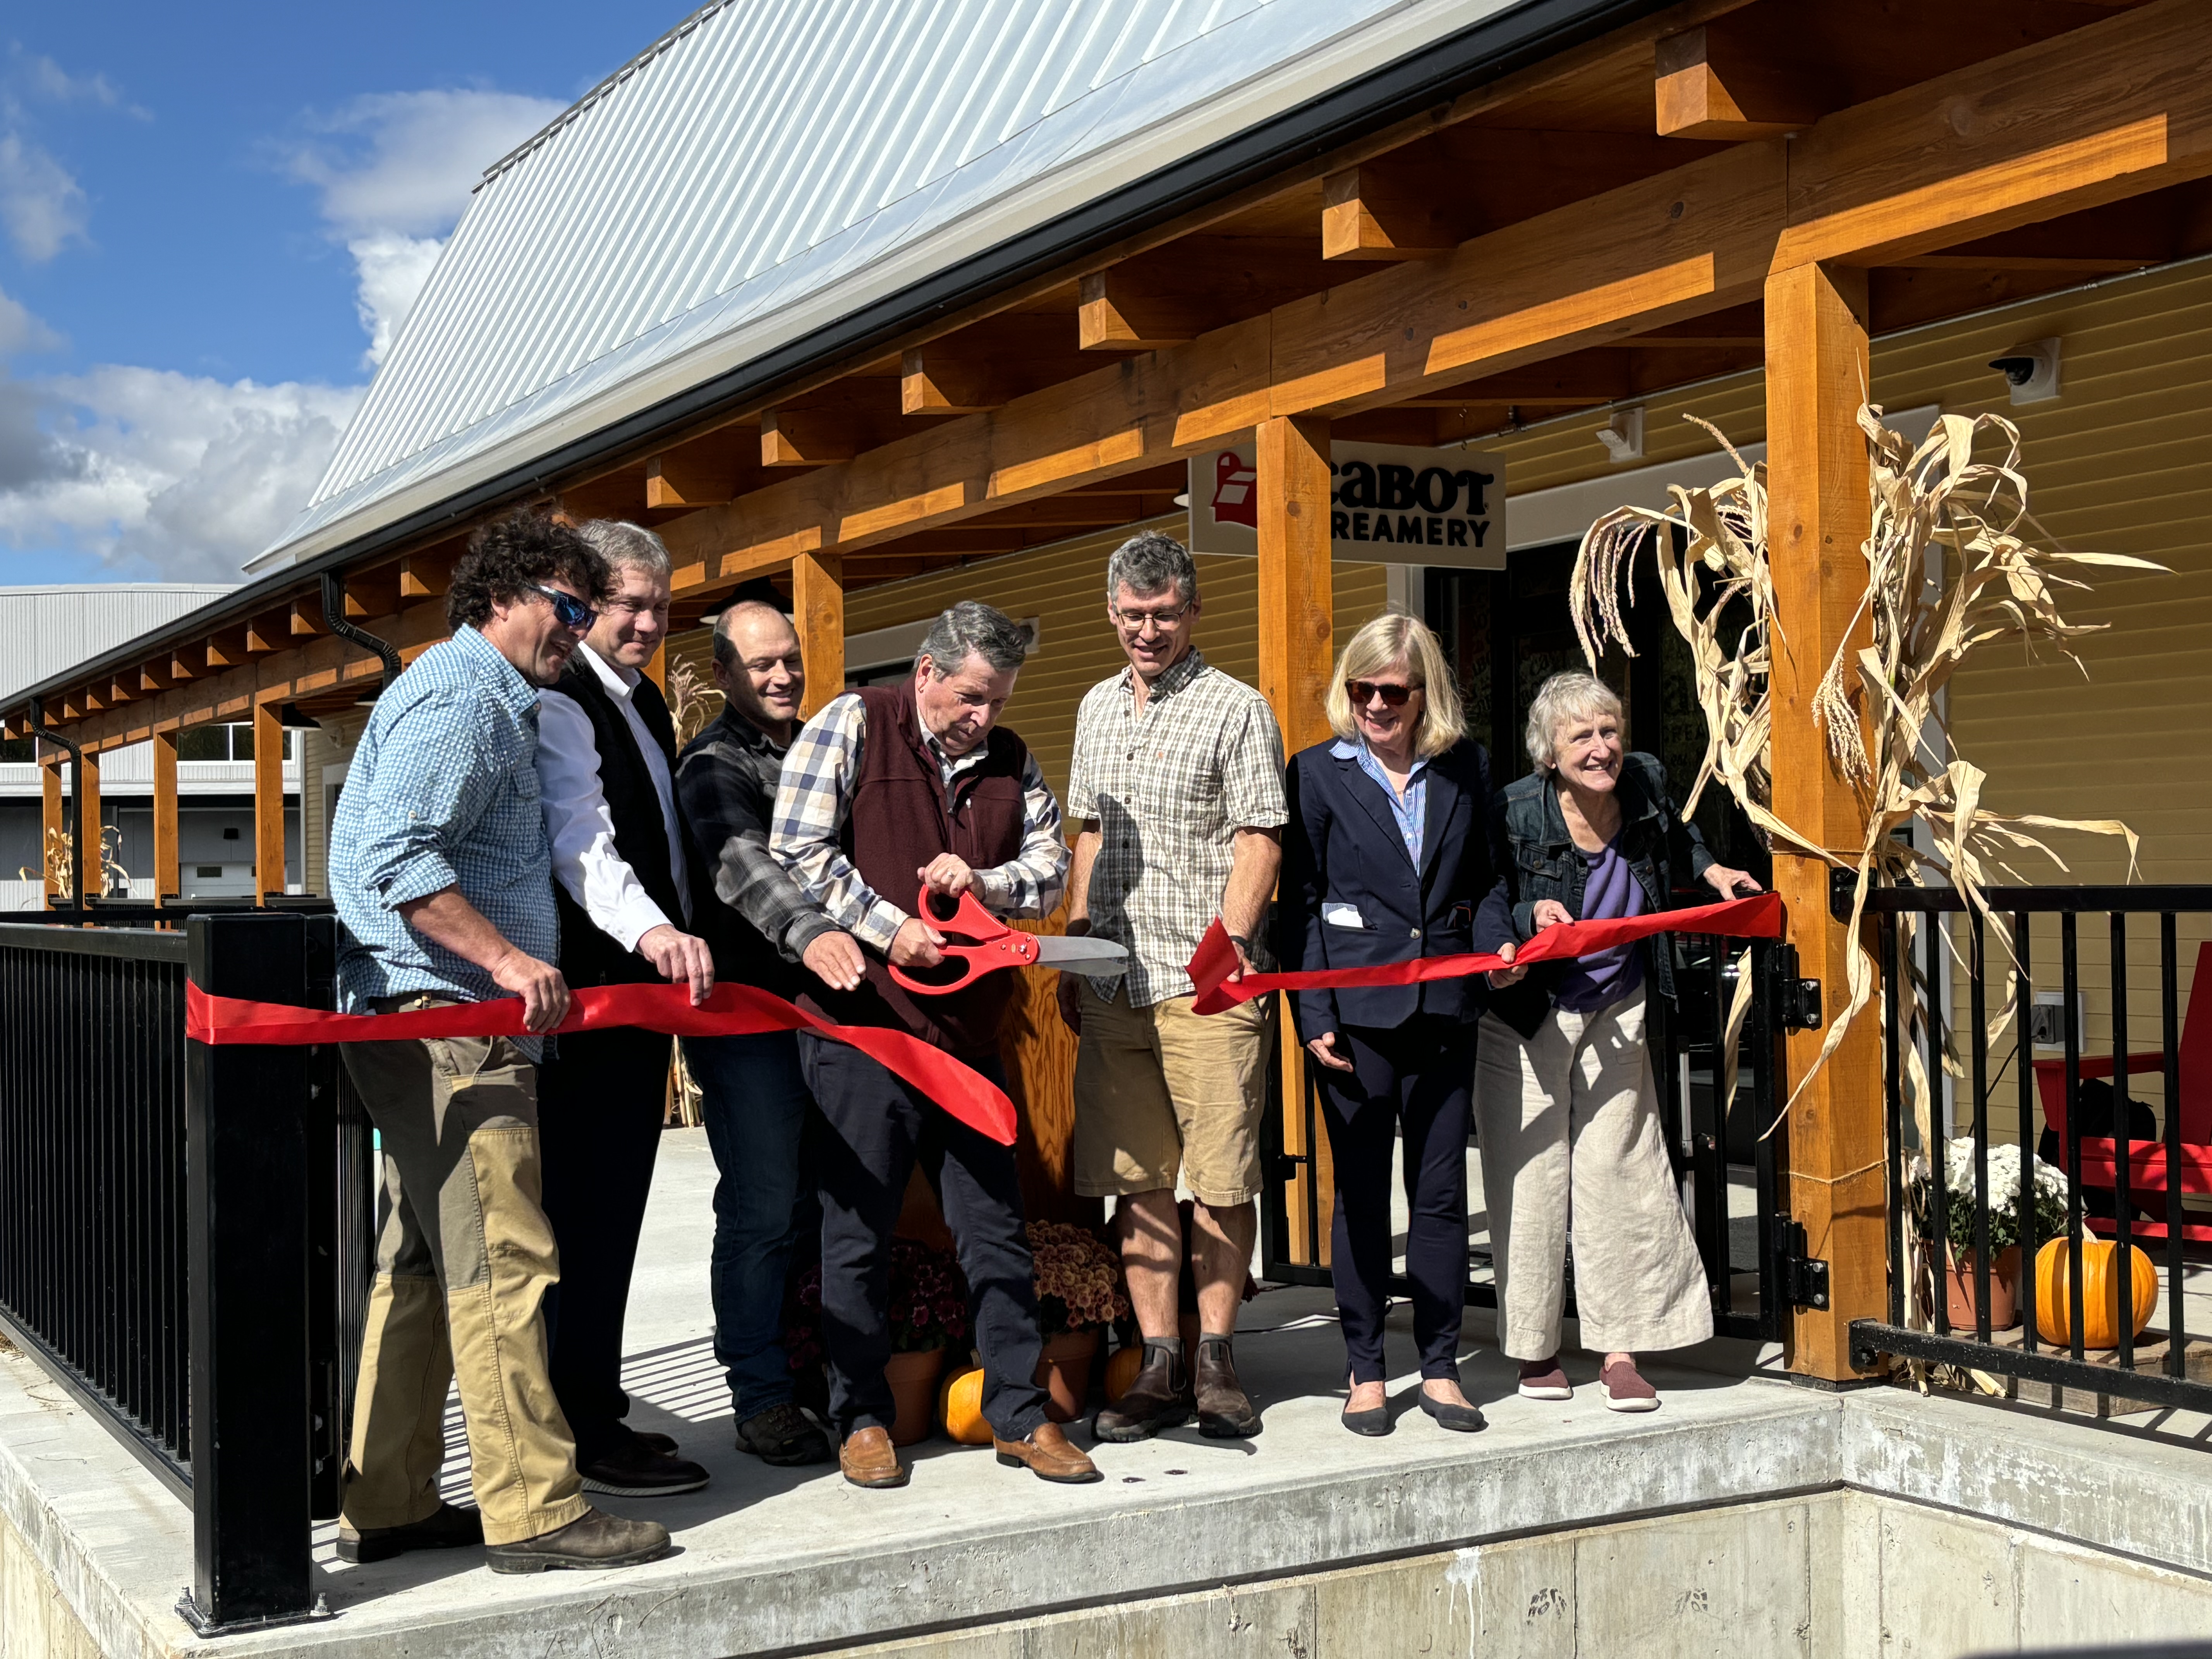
[
  {"left": 1112, "top": 603, "right": 1191, "bottom": 635},
  {"left": 1347, "top": 680, "right": 1417, "bottom": 708},
  {"left": 528, "top": 584, "right": 596, "bottom": 632}
]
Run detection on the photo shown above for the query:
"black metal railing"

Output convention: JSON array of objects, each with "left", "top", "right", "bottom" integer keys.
[
  {"left": 0, "top": 912, "right": 373, "bottom": 1635},
  {"left": 1849, "top": 885, "right": 2212, "bottom": 1419},
  {"left": 1259, "top": 929, "right": 1795, "bottom": 1342},
  {"left": 0, "top": 922, "right": 192, "bottom": 1490}
]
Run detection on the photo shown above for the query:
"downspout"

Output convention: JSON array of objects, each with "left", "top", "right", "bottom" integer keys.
[
  {"left": 27, "top": 696, "right": 84, "bottom": 909},
  {"left": 321, "top": 572, "right": 402, "bottom": 697}
]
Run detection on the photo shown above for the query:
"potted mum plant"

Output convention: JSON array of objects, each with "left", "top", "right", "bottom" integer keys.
[
  {"left": 1910, "top": 1137, "right": 2068, "bottom": 1329},
  {"left": 785, "top": 1238, "right": 970, "bottom": 1446},
  {"left": 1026, "top": 1220, "right": 1130, "bottom": 1422}
]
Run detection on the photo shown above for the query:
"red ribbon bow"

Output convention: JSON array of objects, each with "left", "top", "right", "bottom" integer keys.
[
  {"left": 1184, "top": 891, "right": 1783, "bottom": 1015},
  {"left": 184, "top": 978, "right": 1018, "bottom": 1145}
]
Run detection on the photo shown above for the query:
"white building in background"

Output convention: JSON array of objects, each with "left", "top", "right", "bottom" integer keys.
[{"left": 0, "top": 584, "right": 300, "bottom": 909}]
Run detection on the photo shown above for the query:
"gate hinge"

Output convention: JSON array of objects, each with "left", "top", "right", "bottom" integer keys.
[
  {"left": 1775, "top": 1218, "right": 1831, "bottom": 1312},
  {"left": 1768, "top": 942, "right": 1822, "bottom": 1031}
]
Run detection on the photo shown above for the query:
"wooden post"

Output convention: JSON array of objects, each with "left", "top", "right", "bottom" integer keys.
[
  {"left": 793, "top": 551, "right": 845, "bottom": 717},
  {"left": 78, "top": 748, "right": 103, "bottom": 898},
  {"left": 39, "top": 749, "right": 63, "bottom": 901},
  {"left": 641, "top": 642, "right": 667, "bottom": 692},
  {"left": 1256, "top": 415, "right": 1335, "bottom": 1263},
  {"left": 153, "top": 730, "right": 180, "bottom": 905},
  {"left": 1764, "top": 262, "right": 1884, "bottom": 1381},
  {"left": 254, "top": 702, "right": 285, "bottom": 903}
]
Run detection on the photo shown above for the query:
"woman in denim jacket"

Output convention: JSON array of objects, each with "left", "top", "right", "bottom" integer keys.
[{"left": 1472, "top": 671, "right": 1760, "bottom": 1412}]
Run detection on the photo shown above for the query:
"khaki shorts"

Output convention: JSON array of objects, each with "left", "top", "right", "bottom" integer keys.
[{"left": 1072, "top": 978, "right": 1274, "bottom": 1208}]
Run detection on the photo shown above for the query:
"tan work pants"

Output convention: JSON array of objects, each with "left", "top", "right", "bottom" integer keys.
[
  {"left": 1474, "top": 989, "right": 1713, "bottom": 1360},
  {"left": 338, "top": 999, "right": 588, "bottom": 1545}
]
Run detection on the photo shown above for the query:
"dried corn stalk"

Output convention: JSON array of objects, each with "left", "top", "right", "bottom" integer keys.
[
  {"left": 661, "top": 657, "right": 720, "bottom": 1128},
  {"left": 1570, "top": 405, "right": 2157, "bottom": 1147}
]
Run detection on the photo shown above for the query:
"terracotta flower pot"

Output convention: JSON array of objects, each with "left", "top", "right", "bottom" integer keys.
[
  {"left": 1034, "top": 1327, "right": 1101, "bottom": 1423},
  {"left": 1943, "top": 1244, "right": 2021, "bottom": 1331},
  {"left": 884, "top": 1347, "right": 948, "bottom": 1446}
]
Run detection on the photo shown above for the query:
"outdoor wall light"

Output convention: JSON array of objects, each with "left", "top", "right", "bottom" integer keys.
[
  {"left": 1988, "top": 338, "right": 2061, "bottom": 406},
  {"left": 1596, "top": 405, "right": 1645, "bottom": 463}
]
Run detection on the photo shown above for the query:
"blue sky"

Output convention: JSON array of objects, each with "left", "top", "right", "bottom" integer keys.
[{"left": 0, "top": 3, "right": 678, "bottom": 586}]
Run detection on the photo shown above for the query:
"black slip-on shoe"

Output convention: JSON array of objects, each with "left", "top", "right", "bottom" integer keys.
[
  {"left": 336, "top": 1500, "right": 484, "bottom": 1565},
  {"left": 1417, "top": 1389, "right": 1488, "bottom": 1433},
  {"left": 577, "top": 1440, "right": 711, "bottom": 1498}
]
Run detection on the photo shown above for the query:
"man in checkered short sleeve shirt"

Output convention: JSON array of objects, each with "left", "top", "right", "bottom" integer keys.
[{"left": 1060, "top": 529, "right": 1286, "bottom": 1443}]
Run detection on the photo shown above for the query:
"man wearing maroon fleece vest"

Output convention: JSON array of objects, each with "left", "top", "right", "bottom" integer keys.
[{"left": 771, "top": 601, "right": 1100, "bottom": 1490}]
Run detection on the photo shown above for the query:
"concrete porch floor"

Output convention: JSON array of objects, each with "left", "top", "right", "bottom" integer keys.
[{"left": 7, "top": 1131, "right": 2212, "bottom": 1658}]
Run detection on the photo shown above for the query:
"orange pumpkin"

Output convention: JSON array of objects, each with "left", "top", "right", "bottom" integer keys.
[
  {"left": 2033, "top": 1237, "right": 2158, "bottom": 1349},
  {"left": 1104, "top": 1343, "right": 1144, "bottom": 1403},
  {"left": 938, "top": 1364, "right": 993, "bottom": 1445}
]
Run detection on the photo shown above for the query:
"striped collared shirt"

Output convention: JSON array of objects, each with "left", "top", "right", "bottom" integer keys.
[
  {"left": 769, "top": 691, "right": 1068, "bottom": 953},
  {"left": 328, "top": 625, "right": 556, "bottom": 1051},
  {"left": 1066, "top": 648, "right": 1286, "bottom": 1007}
]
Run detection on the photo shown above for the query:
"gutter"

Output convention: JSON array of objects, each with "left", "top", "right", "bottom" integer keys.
[{"left": 2, "top": 0, "right": 1675, "bottom": 725}]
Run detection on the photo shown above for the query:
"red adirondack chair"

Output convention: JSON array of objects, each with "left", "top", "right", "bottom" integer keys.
[{"left": 2033, "top": 938, "right": 2212, "bottom": 1242}]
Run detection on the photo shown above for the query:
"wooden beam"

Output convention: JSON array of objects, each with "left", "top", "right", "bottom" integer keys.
[
  {"left": 290, "top": 594, "right": 330, "bottom": 637},
  {"left": 1078, "top": 265, "right": 1199, "bottom": 351},
  {"left": 792, "top": 551, "right": 844, "bottom": 718},
  {"left": 1322, "top": 160, "right": 1470, "bottom": 262},
  {"left": 169, "top": 642, "right": 205, "bottom": 683},
  {"left": 254, "top": 700, "right": 285, "bottom": 902},
  {"left": 152, "top": 728, "right": 179, "bottom": 905},
  {"left": 761, "top": 407, "right": 857, "bottom": 468},
  {"left": 245, "top": 613, "right": 288, "bottom": 656},
  {"left": 1778, "top": 0, "right": 2212, "bottom": 270},
  {"left": 646, "top": 426, "right": 761, "bottom": 509},
  {"left": 399, "top": 549, "right": 456, "bottom": 601},
  {"left": 1256, "top": 412, "right": 1334, "bottom": 1266},
  {"left": 1079, "top": 238, "right": 1340, "bottom": 352},
  {"left": 105, "top": 673, "right": 137, "bottom": 706},
  {"left": 204, "top": 629, "right": 254, "bottom": 671},
  {"left": 1655, "top": 23, "right": 1821, "bottom": 140},
  {"left": 343, "top": 567, "right": 400, "bottom": 619},
  {"left": 40, "top": 754, "right": 62, "bottom": 900},
  {"left": 77, "top": 747, "right": 103, "bottom": 898},
  {"left": 1765, "top": 261, "right": 1883, "bottom": 1384}
]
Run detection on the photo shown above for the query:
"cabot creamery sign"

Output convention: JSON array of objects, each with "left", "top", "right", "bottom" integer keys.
[{"left": 1187, "top": 441, "right": 1504, "bottom": 568}]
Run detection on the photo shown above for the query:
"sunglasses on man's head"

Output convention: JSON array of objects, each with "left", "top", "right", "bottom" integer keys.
[
  {"left": 1347, "top": 679, "right": 1415, "bottom": 708},
  {"left": 528, "top": 583, "right": 596, "bottom": 632}
]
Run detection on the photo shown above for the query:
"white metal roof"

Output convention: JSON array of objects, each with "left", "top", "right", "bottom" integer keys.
[
  {"left": 0, "top": 585, "right": 237, "bottom": 706},
  {"left": 253, "top": 0, "right": 1518, "bottom": 574}
]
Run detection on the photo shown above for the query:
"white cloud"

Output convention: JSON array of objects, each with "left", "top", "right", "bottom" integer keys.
[
  {"left": 282, "top": 88, "right": 562, "bottom": 364},
  {"left": 347, "top": 231, "right": 444, "bottom": 368},
  {"left": 0, "top": 286, "right": 359, "bottom": 580},
  {"left": 0, "top": 132, "right": 87, "bottom": 261},
  {"left": 10, "top": 48, "right": 140, "bottom": 116}
]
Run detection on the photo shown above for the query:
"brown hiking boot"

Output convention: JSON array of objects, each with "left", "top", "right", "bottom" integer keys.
[
  {"left": 838, "top": 1426, "right": 910, "bottom": 1489},
  {"left": 484, "top": 1509, "right": 672, "bottom": 1575},
  {"left": 993, "top": 1420, "right": 1102, "bottom": 1484},
  {"left": 336, "top": 1500, "right": 483, "bottom": 1565},
  {"left": 1193, "top": 1336, "right": 1261, "bottom": 1438},
  {"left": 1092, "top": 1340, "right": 1192, "bottom": 1443}
]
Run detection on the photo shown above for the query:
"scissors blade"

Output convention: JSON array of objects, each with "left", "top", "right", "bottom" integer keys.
[{"left": 1031, "top": 935, "right": 1130, "bottom": 975}]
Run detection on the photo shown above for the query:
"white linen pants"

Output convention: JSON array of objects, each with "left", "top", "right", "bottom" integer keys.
[{"left": 1474, "top": 988, "right": 1714, "bottom": 1360}]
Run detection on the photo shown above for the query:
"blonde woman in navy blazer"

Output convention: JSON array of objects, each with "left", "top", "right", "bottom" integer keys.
[{"left": 1280, "top": 613, "right": 1504, "bottom": 1436}]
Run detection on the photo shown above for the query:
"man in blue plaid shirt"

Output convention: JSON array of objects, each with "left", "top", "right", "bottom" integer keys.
[{"left": 327, "top": 513, "right": 672, "bottom": 1577}]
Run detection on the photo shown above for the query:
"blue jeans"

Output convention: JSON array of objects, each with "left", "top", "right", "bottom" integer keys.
[{"left": 685, "top": 1030, "right": 816, "bottom": 1420}]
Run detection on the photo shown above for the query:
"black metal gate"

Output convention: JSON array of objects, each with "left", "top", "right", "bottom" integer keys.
[{"left": 1259, "top": 929, "right": 1794, "bottom": 1343}]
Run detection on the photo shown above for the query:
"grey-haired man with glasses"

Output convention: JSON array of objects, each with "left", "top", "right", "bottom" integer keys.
[{"left": 1061, "top": 530, "right": 1286, "bottom": 1444}]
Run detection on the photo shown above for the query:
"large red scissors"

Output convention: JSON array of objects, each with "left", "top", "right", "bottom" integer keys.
[{"left": 889, "top": 885, "right": 1130, "bottom": 996}]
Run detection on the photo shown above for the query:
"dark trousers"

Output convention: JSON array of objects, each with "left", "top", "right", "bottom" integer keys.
[
  {"left": 798, "top": 1033, "right": 1049, "bottom": 1441},
  {"left": 685, "top": 1030, "right": 816, "bottom": 1419},
  {"left": 1314, "top": 1016, "right": 1475, "bottom": 1384},
  {"left": 538, "top": 1024, "right": 671, "bottom": 1460}
]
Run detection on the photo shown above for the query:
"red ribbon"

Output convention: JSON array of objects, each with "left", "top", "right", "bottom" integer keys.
[
  {"left": 184, "top": 979, "right": 1018, "bottom": 1145},
  {"left": 1185, "top": 891, "right": 1784, "bottom": 1015}
]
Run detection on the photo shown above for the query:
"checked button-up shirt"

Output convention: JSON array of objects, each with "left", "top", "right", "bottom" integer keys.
[
  {"left": 328, "top": 624, "right": 559, "bottom": 1049},
  {"left": 1066, "top": 648, "right": 1286, "bottom": 1007}
]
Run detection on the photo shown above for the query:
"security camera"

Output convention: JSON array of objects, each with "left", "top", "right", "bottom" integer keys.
[{"left": 1987, "top": 338, "right": 2060, "bottom": 405}]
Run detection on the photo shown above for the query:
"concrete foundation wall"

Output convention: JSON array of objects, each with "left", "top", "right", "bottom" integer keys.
[
  {"left": 2, "top": 1504, "right": 98, "bottom": 1659},
  {"left": 827, "top": 1492, "right": 2212, "bottom": 1659}
]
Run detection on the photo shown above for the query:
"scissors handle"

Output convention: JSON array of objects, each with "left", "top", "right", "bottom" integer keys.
[{"left": 887, "top": 885, "right": 1041, "bottom": 995}]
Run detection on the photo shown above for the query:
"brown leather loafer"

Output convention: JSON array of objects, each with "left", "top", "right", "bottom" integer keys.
[
  {"left": 993, "top": 1420, "right": 1102, "bottom": 1484},
  {"left": 484, "top": 1508, "right": 672, "bottom": 1575},
  {"left": 1194, "top": 1337, "right": 1261, "bottom": 1438},
  {"left": 839, "top": 1425, "right": 910, "bottom": 1489},
  {"left": 1092, "top": 1341, "right": 1192, "bottom": 1443}
]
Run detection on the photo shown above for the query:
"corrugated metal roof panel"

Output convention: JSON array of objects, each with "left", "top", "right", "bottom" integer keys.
[
  {"left": 0, "top": 585, "right": 237, "bottom": 706},
  {"left": 257, "top": 0, "right": 1519, "bottom": 572}
]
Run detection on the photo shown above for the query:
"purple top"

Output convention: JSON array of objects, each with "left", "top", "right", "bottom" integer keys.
[{"left": 1552, "top": 833, "right": 1647, "bottom": 1014}]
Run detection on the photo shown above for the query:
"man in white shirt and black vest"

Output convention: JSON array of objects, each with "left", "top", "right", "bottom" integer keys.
[{"left": 535, "top": 519, "right": 717, "bottom": 1498}]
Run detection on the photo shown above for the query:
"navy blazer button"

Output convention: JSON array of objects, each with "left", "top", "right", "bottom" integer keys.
[{"left": 1410, "top": 927, "right": 1421, "bottom": 938}]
